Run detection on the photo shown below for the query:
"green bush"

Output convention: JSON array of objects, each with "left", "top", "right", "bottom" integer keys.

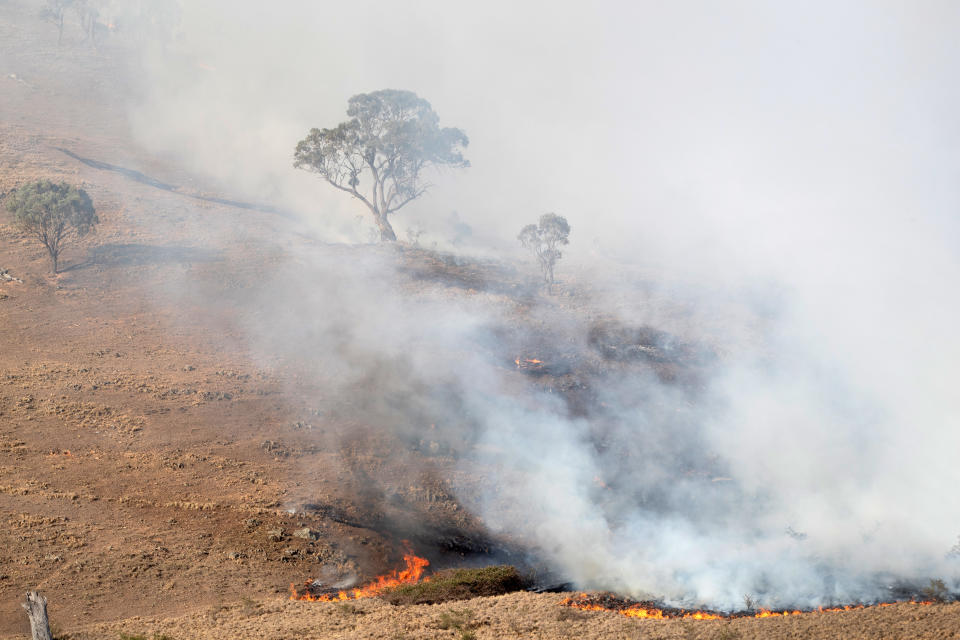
[{"left": 381, "top": 565, "right": 525, "bottom": 605}]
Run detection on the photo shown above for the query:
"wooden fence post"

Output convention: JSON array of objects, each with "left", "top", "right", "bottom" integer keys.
[{"left": 22, "top": 591, "right": 53, "bottom": 640}]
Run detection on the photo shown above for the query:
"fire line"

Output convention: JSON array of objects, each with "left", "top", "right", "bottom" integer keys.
[
  {"left": 560, "top": 593, "right": 934, "bottom": 620},
  {"left": 290, "top": 552, "right": 429, "bottom": 602}
]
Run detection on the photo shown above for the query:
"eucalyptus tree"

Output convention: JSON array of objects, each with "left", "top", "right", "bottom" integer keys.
[
  {"left": 5, "top": 180, "right": 98, "bottom": 273},
  {"left": 519, "top": 213, "right": 571, "bottom": 286},
  {"left": 295, "top": 90, "right": 469, "bottom": 241}
]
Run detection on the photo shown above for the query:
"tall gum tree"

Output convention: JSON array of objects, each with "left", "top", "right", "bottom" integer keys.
[{"left": 294, "top": 89, "right": 469, "bottom": 241}]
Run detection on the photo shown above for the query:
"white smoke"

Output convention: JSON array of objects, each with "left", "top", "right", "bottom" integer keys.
[{"left": 27, "top": 0, "right": 960, "bottom": 609}]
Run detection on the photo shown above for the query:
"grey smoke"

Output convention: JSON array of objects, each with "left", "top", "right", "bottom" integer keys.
[{"left": 41, "top": 0, "right": 960, "bottom": 608}]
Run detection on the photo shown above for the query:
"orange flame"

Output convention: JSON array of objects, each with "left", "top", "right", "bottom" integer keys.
[
  {"left": 560, "top": 593, "right": 934, "bottom": 621},
  {"left": 753, "top": 608, "right": 802, "bottom": 618},
  {"left": 290, "top": 552, "right": 429, "bottom": 602},
  {"left": 622, "top": 606, "right": 667, "bottom": 619},
  {"left": 515, "top": 358, "right": 543, "bottom": 368},
  {"left": 686, "top": 611, "right": 725, "bottom": 620}
]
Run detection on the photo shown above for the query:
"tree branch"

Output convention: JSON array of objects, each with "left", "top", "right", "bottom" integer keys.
[
  {"left": 386, "top": 187, "right": 429, "bottom": 215},
  {"left": 324, "top": 178, "right": 376, "bottom": 213}
]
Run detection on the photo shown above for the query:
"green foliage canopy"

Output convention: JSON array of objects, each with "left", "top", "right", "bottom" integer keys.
[{"left": 5, "top": 179, "right": 98, "bottom": 273}]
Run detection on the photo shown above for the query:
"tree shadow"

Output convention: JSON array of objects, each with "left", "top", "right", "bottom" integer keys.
[{"left": 66, "top": 243, "right": 221, "bottom": 270}]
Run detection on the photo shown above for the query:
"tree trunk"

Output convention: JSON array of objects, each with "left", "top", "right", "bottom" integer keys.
[
  {"left": 22, "top": 592, "right": 53, "bottom": 640},
  {"left": 375, "top": 215, "right": 397, "bottom": 242}
]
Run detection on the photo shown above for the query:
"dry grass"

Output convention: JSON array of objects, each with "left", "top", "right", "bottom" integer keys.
[{"left": 58, "top": 594, "right": 960, "bottom": 640}]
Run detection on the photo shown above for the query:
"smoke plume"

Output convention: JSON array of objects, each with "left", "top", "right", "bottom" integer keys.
[{"left": 29, "top": 0, "right": 960, "bottom": 609}]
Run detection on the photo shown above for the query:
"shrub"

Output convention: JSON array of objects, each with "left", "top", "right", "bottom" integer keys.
[
  {"left": 437, "top": 609, "right": 477, "bottom": 638},
  {"left": 336, "top": 603, "right": 364, "bottom": 615},
  {"left": 437, "top": 608, "right": 474, "bottom": 630},
  {"left": 381, "top": 565, "right": 526, "bottom": 605}
]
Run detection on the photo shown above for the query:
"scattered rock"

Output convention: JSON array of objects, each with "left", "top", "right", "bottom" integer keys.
[
  {"left": 266, "top": 528, "right": 284, "bottom": 542},
  {"left": 260, "top": 440, "right": 288, "bottom": 457},
  {"left": 293, "top": 527, "right": 318, "bottom": 541},
  {"left": 1, "top": 268, "right": 23, "bottom": 283},
  {"left": 200, "top": 390, "right": 232, "bottom": 401}
]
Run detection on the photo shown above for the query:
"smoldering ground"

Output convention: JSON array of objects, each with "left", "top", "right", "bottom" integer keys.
[
  {"left": 173, "top": 234, "right": 960, "bottom": 609},
  {"left": 9, "top": 0, "right": 960, "bottom": 611}
]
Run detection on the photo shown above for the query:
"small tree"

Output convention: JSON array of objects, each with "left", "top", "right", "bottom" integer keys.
[
  {"left": 5, "top": 180, "right": 98, "bottom": 273},
  {"left": 294, "top": 89, "right": 469, "bottom": 242},
  {"left": 518, "top": 213, "right": 570, "bottom": 286},
  {"left": 74, "top": 0, "right": 101, "bottom": 44},
  {"left": 40, "top": 0, "right": 75, "bottom": 45}
]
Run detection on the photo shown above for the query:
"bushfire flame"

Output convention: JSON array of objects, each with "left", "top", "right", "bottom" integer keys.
[
  {"left": 515, "top": 358, "right": 543, "bottom": 368},
  {"left": 560, "top": 593, "right": 934, "bottom": 620},
  {"left": 290, "top": 552, "right": 429, "bottom": 602}
]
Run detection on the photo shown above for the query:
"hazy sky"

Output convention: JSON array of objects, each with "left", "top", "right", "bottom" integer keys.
[{"left": 130, "top": 1, "right": 960, "bottom": 270}]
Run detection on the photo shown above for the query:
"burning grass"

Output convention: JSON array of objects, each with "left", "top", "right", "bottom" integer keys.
[
  {"left": 65, "top": 593, "right": 960, "bottom": 640},
  {"left": 560, "top": 592, "right": 937, "bottom": 621},
  {"left": 290, "top": 551, "right": 430, "bottom": 602},
  {"left": 290, "top": 554, "right": 526, "bottom": 607},
  {"left": 381, "top": 565, "right": 526, "bottom": 605}
]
